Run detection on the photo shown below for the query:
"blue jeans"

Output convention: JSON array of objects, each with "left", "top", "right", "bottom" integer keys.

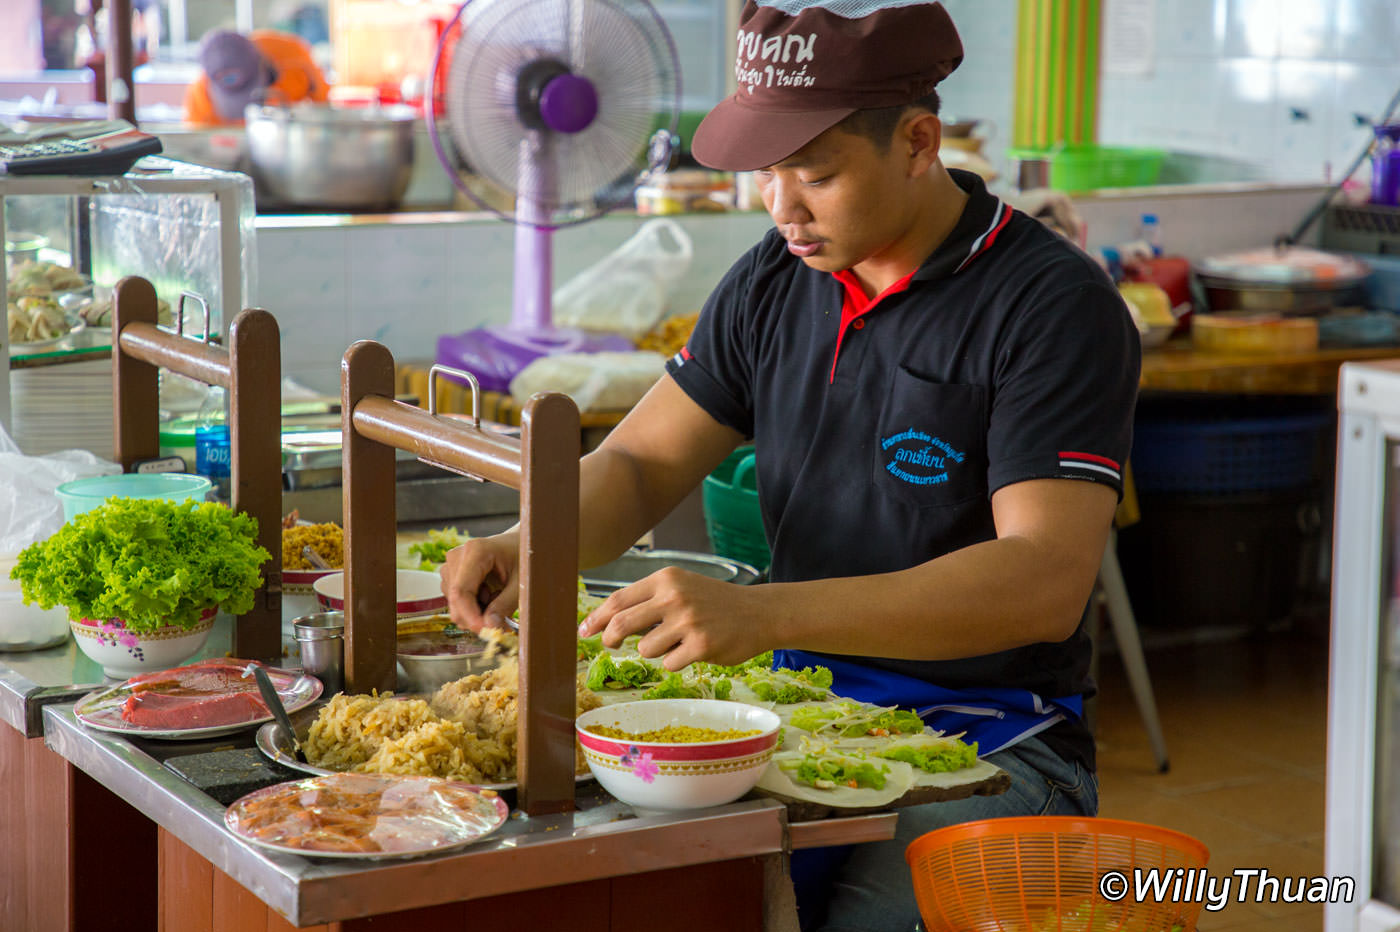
[{"left": 796, "top": 735, "right": 1099, "bottom": 932}]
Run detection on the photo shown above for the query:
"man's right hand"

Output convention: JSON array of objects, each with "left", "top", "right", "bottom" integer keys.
[{"left": 439, "top": 531, "right": 521, "bottom": 632}]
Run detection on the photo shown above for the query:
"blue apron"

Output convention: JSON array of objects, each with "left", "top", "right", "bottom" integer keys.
[{"left": 772, "top": 649, "right": 1083, "bottom": 754}]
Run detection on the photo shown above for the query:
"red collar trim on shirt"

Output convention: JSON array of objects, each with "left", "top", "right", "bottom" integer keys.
[{"left": 828, "top": 269, "right": 916, "bottom": 383}]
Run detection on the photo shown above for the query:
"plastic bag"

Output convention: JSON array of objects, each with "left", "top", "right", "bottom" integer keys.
[
  {"left": 552, "top": 218, "right": 693, "bottom": 342},
  {"left": 0, "top": 421, "right": 120, "bottom": 554},
  {"left": 509, "top": 351, "right": 667, "bottom": 413}
]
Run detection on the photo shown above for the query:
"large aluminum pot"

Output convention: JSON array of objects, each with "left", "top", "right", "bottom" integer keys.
[
  {"left": 245, "top": 104, "right": 416, "bottom": 211},
  {"left": 1195, "top": 246, "right": 1371, "bottom": 317}
]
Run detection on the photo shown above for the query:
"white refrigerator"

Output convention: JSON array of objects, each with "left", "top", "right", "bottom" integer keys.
[{"left": 1328, "top": 357, "right": 1400, "bottom": 932}]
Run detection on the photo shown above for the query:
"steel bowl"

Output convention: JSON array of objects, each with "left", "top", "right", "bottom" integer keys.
[
  {"left": 245, "top": 104, "right": 417, "bottom": 211},
  {"left": 1195, "top": 247, "right": 1372, "bottom": 317}
]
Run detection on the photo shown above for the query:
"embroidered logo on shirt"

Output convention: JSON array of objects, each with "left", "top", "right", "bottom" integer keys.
[{"left": 880, "top": 429, "right": 965, "bottom": 486}]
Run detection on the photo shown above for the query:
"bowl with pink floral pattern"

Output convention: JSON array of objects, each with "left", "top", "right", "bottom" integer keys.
[{"left": 575, "top": 699, "right": 780, "bottom": 812}]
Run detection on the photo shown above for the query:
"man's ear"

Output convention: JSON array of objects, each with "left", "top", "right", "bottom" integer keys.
[{"left": 903, "top": 111, "right": 942, "bottom": 177}]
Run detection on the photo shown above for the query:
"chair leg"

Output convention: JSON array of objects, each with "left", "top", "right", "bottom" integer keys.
[{"left": 1099, "top": 531, "right": 1171, "bottom": 773}]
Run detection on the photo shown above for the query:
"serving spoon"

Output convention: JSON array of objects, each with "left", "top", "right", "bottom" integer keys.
[{"left": 245, "top": 663, "right": 304, "bottom": 763}]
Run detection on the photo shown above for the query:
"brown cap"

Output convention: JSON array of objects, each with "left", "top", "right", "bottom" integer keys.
[{"left": 691, "top": 1, "right": 963, "bottom": 172}]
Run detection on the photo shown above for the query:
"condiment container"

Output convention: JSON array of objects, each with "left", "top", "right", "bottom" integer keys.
[
  {"left": 636, "top": 169, "right": 733, "bottom": 215},
  {"left": 293, "top": 611, "right": 344, "bottom": 695}
]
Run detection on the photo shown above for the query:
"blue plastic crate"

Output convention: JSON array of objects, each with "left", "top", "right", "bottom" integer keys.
[{"left": 1131, "top": 412, "right": 1333, "bottom": 495}]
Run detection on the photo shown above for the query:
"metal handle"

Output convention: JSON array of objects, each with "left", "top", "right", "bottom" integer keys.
[
  {"left": 428, "top": 364, "right": 480, "bottom": 429},
  {"left": 175, "top": 291, "right": 211, "bottom": 343}
]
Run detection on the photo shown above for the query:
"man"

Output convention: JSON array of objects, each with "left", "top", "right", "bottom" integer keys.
[
  {"left": 442, "top": 2, "right": 1138, "bottom": 929},
  {"left": 183, "top": 28, "right": 328, "bottom": 126}
]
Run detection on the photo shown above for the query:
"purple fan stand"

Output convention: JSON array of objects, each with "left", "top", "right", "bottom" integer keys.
[{"left": 433, "top": 68, "right": 632, "bottom": 394}]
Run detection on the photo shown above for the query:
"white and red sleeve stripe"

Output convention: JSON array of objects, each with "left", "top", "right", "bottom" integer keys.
[{"left": 1057, "top": 450, "right": 1122, "bottom": 482}]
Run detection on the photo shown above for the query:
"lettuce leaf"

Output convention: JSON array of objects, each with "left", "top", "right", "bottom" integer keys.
[
  {"left": 584, "top": 653, "right": 664, "bottom": 691},
  {"left": 693, "top": 651, "right": 774, "bottom": 678},
  {"left": 642, "top": 671, "right": 733, "bottom": 701},
  {"left": 778, "top": 751, "right": 889, "bottom": 791},
  {"left": 742, "top": 665, "right": 833, "bottom": 703},
  {"left": 402, "top": 527, "right": 470, "bottom": 571},
  {"left": 789, "top": 701, "right": 925, "bottom": 738},
  {"left": 876, "top": 735, "right": 979, "bottom": 773},
  {"left": 11, "top": 498, "right": 271, "bottom": 633},
  {"left": 577, "top": 633, "right": 605, "bottom": 662}
]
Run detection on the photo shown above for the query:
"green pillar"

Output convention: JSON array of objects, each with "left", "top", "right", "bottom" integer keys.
[{"left": 1014, "top": 0, "right": 1101, "bottom": 150}]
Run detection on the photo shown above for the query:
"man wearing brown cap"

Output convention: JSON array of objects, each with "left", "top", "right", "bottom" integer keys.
[{"left": 443, "top": 2, "right": 1138, "bottom": 928}]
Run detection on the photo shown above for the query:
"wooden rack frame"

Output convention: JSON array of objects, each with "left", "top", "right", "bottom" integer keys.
[
  {"left": 341, "top": 341, "right": 581, "bottom": 816},
  {"left": 109, "top": 275, "right": 283, "bottom": 662}
]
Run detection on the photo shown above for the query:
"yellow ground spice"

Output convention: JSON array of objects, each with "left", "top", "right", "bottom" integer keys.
[{"left": 584, "top": 724, "right": 760, "bottom": 743}]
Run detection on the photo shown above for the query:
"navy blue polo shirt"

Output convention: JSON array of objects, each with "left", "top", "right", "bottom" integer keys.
[{"left": 666, "top": 170, "right": 1140, "bottom": 768}]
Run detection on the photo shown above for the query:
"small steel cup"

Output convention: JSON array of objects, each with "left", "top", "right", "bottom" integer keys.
[{"left": 293, "top": 611, "right": 344, "bottom": 695}]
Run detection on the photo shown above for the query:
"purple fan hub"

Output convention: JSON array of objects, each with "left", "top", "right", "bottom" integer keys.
[{"left": 539, "top": 73, "right": 599, "bottom": 134}]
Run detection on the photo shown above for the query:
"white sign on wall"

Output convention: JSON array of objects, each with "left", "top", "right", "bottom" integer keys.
[{"left": 1102, "top": 0, "right": 1157, "bottom": 77}]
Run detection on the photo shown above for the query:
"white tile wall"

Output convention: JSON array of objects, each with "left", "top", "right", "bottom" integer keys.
[
  {"left": 257, "top": 185, "right": 1328, "bottom": 392},
  {"left": 936, "top": 0, "right": 1400, "bottom": 184},
  {"left": 258, "top": 209, "right": 774, "bottom": 393}
]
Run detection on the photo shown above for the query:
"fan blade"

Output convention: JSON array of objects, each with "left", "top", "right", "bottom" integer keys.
[{"left": 439, "top": 0, "right": 681, "bottom": 225}]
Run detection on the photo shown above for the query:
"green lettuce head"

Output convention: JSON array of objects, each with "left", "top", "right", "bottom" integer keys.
[{"left": 12, "top": 497, "right": 271, "bottom": 634}]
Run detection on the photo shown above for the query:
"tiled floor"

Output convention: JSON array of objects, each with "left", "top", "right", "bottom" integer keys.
[{"left": 1092, "top": 621, "right": 1329, "bottom": 932}]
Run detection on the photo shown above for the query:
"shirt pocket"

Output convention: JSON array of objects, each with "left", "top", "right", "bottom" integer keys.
[{"left": 872, "top": 368, "right": 988, "bottom": 509}]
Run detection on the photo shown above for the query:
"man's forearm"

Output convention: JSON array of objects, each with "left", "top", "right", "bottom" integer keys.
[
  {"left": 764, "top": 533, "right": 1102, "bottom": 661},
  {"left": 574, "top": 445, "right": 676, "bottom": 570}
]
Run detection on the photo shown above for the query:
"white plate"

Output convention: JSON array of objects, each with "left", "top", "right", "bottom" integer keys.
[
  {"left": 225, "top": 772, "right": 509, "bottom": 860},
  {"left": 75, "top": 664, "right": 323, "bottom": 741},
  {"left": 10, "top": 318, "right": 85, "bottom": 355}
]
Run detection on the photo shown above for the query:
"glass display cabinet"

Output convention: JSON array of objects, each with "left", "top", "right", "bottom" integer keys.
[{"left": 1, "top": 157, "right": 256, "bottom": 458}]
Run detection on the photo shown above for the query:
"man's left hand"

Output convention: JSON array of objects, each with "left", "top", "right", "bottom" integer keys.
[{"left": 577, "top": 567, "right": 769, "bottom": 670}]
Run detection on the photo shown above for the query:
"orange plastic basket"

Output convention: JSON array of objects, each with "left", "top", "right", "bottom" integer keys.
[{"left": 906, "top": 816, "right": 1210, "bottom": 932}]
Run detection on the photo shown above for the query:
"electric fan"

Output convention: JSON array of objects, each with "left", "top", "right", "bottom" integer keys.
[{"left": 427, "top": 0, "right": 682, "bottom": 393}]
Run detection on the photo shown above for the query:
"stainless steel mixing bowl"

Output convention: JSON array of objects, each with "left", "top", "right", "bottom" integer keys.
[{"left": 245, "top": 103, "right": 417, "bottom": 211}]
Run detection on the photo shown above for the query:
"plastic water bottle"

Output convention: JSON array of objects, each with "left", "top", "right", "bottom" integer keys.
[
  {"left": 1138, "top": 213, "right": 1163, "bottom": 257},
  {"left": 194, "top": 385, "right": 231, "bottom": 501}
]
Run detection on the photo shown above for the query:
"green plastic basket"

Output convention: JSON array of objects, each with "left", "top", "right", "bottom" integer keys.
[
  {"left": 702, "top": 446, "right": 771, "bottom": 572},
  {"left": 1010, "top": 144, "right": 1164, "bottom": 192}
]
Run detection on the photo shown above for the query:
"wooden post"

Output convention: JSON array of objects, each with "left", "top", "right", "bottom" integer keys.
[
  {"left": 106, "top": 0, "right": 137, "bottom": 124},
  {"left": 110, "top": 276, "right": 160, "bottom": 467},
  {"left": 341, "top": 341, "right": 399, "bottom": 694},
  {"left": 228, "top": 309, "right": 283, "bottom": 660},
  {"left": 516, "top": 393, "right": 580, "bottom": 815}
]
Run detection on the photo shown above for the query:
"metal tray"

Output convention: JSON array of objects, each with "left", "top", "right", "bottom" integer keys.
[{"left": 581, "top": 549, "right": 762, "bottom": 593}]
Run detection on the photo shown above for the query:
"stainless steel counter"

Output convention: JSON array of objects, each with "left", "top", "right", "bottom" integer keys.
[
  {"left": 0, "top": 614, "right": 239, "bottom": 737},
  {"left": 42, "top": 703, "right": 799, "bottom": 927}
]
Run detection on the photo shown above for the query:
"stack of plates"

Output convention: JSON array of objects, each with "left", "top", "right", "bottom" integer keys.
[{"left": 10, "top": 357, "right": 114, "bottom": 459}]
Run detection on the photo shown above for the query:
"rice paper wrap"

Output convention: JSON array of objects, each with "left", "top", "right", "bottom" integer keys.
[{"left": 756, "top": 749, "right": 917, "bottom": 810}]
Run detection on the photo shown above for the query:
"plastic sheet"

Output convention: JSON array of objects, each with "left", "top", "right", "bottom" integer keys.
[
  {"left": 224, "top": 772, "right": 510, "bottom": 858},
  {"left": 508, "top": 350, "right": 666, "bottom": 412},
  {"left": 0, "top": 419, "right": 119, "bottom": 555},
  {"left": 552, "top": 218, "right": 693, "bottom": 341}
]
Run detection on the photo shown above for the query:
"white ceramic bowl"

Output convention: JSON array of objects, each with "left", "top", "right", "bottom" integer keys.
[
  {"left": 312, "top": 569, "right": 447, "bottom": 621},
  {"left": 575, "top": 699, "right": 781, "bottom": 812},
  {"left": 69, "top": 610, "right": 216, "bottom": 680}
]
